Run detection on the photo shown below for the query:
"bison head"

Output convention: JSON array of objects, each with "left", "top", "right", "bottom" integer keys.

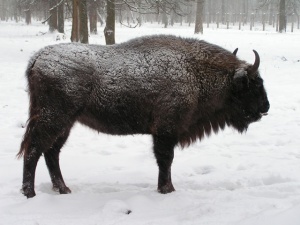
[{"left": 229, "top": 50, "right": 270, "bottom": 132}]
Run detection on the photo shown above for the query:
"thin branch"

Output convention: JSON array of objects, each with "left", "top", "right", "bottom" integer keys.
[
  {"left": 41, "top": 14, "right": 52, "bottom": 24},
  {"left": 49, "top": 0, "right": 65, "bottom": 12},
  {"left": 119, "top": 20, "right": 139, "bottom": 28}
]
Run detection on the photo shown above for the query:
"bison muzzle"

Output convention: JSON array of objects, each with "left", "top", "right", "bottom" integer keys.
[{"left": 18, "top": 35, "right": 270, "bottom": 198}]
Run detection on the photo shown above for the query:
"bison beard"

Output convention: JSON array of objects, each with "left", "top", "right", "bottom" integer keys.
[{"left": 18, "top": 35, "right": 270, "bottom": 198}]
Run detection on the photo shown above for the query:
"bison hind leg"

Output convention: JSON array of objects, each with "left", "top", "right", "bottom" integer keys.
[
  {"left": 44, "top": 127, "right": 72, "bottom": 195},
  {"left": 20, "top": 110, "right": 77, "bottom": 198}
]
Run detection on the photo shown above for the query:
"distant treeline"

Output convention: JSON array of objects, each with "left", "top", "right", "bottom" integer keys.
[{"left": 0, "top": 0, "right": 297, "bottom": 41}]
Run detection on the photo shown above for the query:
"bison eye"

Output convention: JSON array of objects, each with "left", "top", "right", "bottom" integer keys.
[{"left": 254, "top": 77, "right": 263, "bottom": 87}]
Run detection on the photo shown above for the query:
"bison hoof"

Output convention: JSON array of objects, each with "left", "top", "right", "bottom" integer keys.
[
  {"left": 53, "top": 185, "right": 72, "bottom": 194},
  {"left": 59, "top": 186, "right": 71, "bottom": 194},
  {"left": 21, "top": 186, "right": 36, "bottom": 198},
  {"left": 157, "top": 183, "right": 175, "bottom": 194}
]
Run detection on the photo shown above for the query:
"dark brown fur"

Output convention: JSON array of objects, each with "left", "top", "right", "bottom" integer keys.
[{"left": 18, "top": 35, "right": 269, "bottom": 198}]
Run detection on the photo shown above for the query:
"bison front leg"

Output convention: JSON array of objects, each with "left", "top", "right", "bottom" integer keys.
[{"left": 153, "top": 135, "right": 177, "bottom": 194}]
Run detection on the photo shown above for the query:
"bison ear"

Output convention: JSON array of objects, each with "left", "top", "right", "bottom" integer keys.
[{"left": 233, "top": 68, "right": 249, "bottom": 91}]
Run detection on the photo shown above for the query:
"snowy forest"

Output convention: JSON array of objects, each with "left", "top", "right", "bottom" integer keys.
[
  {"left": 0, "top": 0, "right": 299, "bottom": 44},
  {"left": 1, "top": 0, "right": 300, "bottom": 225}
]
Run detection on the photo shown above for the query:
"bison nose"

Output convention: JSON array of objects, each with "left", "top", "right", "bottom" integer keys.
[{"left": 261, "top": 100, "right": 270, "bottom": 115}]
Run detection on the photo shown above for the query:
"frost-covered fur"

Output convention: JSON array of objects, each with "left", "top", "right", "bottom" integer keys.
[{"left": 18, "top": 35, "right": 269, "bottom": 198}]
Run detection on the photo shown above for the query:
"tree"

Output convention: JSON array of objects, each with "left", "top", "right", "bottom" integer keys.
[
  {"left": 23, "top": 0, "right": 32, "bottom": 25},
  {"left": 49, "top": 0, "right": 58, "bottom": 32},
  {"left": 47, "top": 0, "right": 65, "bottom": 33},
  {"left": 88, "top": 0, "right": 98, "bottom": 34},
  {"left": 104, "top": 0, "right": 115, "bottom": 45},
  {"left": 71, "top": 0, "right": 89, "bottom": 43},
  {"left": 221, "top": 0, "right": 226, "bottom": 24},
  {"left": 243, "top": 0, "right": 248, "bottom": 25},
  {"left": 195, "top": 0, "right": 205, "bottom": 34},
  {"left": 161, "top": 1, "right": 168, "bottom": 28},
  {"left": 279, "top": 0, "right": 286, "bottom": 32},
  {"left": 57, "top": 0, "right": 64, "bottom": 33},
  {"left": 12, "top": 0, "right": 20, "bottom": 22},
  {"left": 291, "top": 0, "right": 300, "bottom": 29},
  {"left": 0, "top": 0, "right": 7, "bottom": 21}
]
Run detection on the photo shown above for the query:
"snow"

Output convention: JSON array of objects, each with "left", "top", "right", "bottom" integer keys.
[{"left": 1, "top": 21, "right": 300, "bottom": 225}]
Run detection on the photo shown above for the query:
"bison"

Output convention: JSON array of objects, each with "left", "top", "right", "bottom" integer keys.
[{"left": 18, "top": 35, "right": 270, "bottom": 198}]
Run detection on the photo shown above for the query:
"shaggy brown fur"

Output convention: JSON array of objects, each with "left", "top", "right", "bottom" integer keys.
[{"left": 18, "top": 35, "right": 269, "bottom": 198}]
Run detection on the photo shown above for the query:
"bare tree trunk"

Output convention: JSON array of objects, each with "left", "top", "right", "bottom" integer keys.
[
  {"left": 207, "top": 0, "right": 212, "bottom": 24},
  {"left": 137, "top": 0, "right": 142, "bottom": 26},
  {"left": 278, "top": 0, "right": 286, "bottom": 33},
  {"left": 242, "top": 0, "right": 248, "bottom": 25},
  {"left": 25, "top": 9, "right": 31, "bottom": 24},
  {"left": 13, "top": 0, "right": 19, "bottom": 22},
  {"left": 187, "top": 4, "right": 192, "bottom": 26},
  {"left": 221, "top": 0, "right": 225, "bottom": 24},
  {"left": 195, "top": 0, "right": 204, "bottom": 34},
  {"left": 49, "top": 0, "right": 58, "bottom": 32},
  {"left": 268, "top": 1, "right": 274, "bottom": 25},
  {"left": 162, "top": 2, "right": 168, "bottom": 28},
  {"left": 71, "top": 0, "right": 79, "bottom": 42},
  {"left": 80, "top": 0, "right": 88, "bottom": 43},
  {"left": 89, "top": 0, "right": 97, "bottom": 34},
  {"left": 71, "top": 0, "right": 89, "bottom": 43},
  {"left": 170, "top": 13, "right": 174, "bottom": 26},
  {"left": 58, "top": 0, "right": 64, "bottom": 33},
  {"left": 104, "top": 0, "right": 115, "bottom": 45},
  {"left": 1, "top": 0, "right": 7, "bottom": 21}
]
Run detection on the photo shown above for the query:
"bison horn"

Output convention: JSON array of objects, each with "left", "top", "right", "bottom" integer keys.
[
  {"left": 249, "top": 50, "right": 260, "bottom": 75},
  {"left": 233, "top": 48, "right": 238, "bottom": 55}
]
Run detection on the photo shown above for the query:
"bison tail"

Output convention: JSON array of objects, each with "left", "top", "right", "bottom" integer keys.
[
  {"left": 17, "top": 55, "right": 40, "bottom": 159},
  {"left": 17, "top": 116, "right": 38, "bottom": 159}
]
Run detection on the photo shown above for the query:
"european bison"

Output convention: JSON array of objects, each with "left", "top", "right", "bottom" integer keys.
[{"left": 18, "top": 35, "right": 269, "bottom": 198}]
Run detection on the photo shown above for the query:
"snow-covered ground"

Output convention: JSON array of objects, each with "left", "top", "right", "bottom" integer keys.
[{"left": 0, "top": 21, "right": 300, "bottom": 225}]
